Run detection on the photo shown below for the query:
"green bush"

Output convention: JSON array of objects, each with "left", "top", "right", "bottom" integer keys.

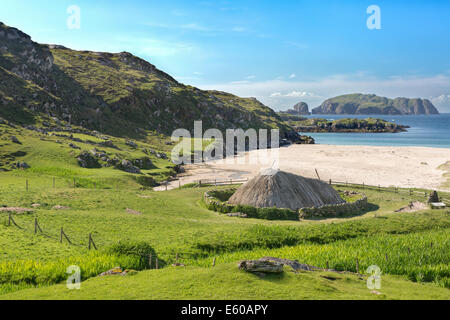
[{"left": 106, "top": 241, "right": 157, "bottom": 269}]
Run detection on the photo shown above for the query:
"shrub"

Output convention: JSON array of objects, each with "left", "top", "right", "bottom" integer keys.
[{"left": 106, "top": 241, "right": 157, "bottom": 269}]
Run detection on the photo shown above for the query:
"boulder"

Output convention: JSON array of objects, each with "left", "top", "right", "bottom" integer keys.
[
  {"left": 10, "top": 136, "right": 21, "bottom": 144},
  {"left": 116, "top": 160, "right": 141, "bottom": 174},
  {"left": 77, "top": 151, "right": 101, "bottom": 168},
  {"left": 99, "top": 140, "right": 119, "bottom": 149},
  {"left": 13, "top": 162, "right": 30, "bottom": 169},
  {"left": 126, "top": 140, "right": 138, "bottom": 148},
  {"left": 238, "top": 259, "right": 284, "bottom": 274},
  {"left": 132, "top": 157, "right": 153, "bottom": 169}
]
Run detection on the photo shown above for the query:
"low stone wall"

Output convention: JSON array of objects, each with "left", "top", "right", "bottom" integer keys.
[
  {"left": 204, "top": 189, "right": 368, "bottom": 220},
  {"left": 299, "top": 194, "right": 368, "bottom": 219}
]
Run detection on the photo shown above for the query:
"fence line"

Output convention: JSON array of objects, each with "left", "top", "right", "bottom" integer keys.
[
  {"left": 3, "top": 213, "right": 97, "bottom": 250},
  {"left": 171, "top": 175, "right": 449, "bottom": 204}
]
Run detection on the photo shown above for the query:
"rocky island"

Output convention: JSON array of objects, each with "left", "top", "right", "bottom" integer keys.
[
  {"left": 312, "top": 94, "right": 439, "bottom": 115},
  {"left": 284, "top": 117, "right": 410, "bottom": 133}
]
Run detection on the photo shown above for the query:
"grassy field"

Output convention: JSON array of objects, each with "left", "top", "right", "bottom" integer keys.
[
  {"left": 0, "top": 124, "right": 449, "bottom": 299},
  {"left": 3, "top": 264, "right": 449, "bottom": 300}
]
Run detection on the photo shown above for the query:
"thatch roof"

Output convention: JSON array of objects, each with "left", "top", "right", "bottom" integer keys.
[{"left": 228, "top": 170, "right": 344, "bottom": 211}]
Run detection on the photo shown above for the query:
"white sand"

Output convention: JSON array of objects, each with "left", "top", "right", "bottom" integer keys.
[{"left": 156, "top": 145, "right": 450, "bottom": 192}]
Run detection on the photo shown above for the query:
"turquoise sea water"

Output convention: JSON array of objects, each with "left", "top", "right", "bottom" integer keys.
[{"left": 302, "top": 114, "right": 450, "bottom": 149}]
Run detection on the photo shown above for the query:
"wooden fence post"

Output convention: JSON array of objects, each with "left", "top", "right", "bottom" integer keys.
[
  {"left": 60, "top": 227, "right": 63, "bottom": 243},
  {"left": 385, "top": 253, "right": 388, "bottom": 262},
  {"left": 156, "top": 258, "right": 159, "bottom": 269},
  {"left": 329, "top": 179, "right": 332, "bottom": 185},
  {"left": 212, "top": 257, "right": 216, "bottom": 267},
  {"left": 34, "top": 218, "right": 38, "bottom": 234},
  {"left": 315, "top": 169, "right": 321, "bottom": 180},
  {"left": 149, "top": 254, "right": 152, "bottom": 269},
  {"left": 326, "top": 261, "right": 329, "bottom": 270},
  {"left": 8, "top": 212, "right": 11, "bottom": 226},
  {"left": 26, "top": 180, "right": 29, "bottom": 192},
  {"left": 88, "top": 233, "right": 97, "bottom": 250}
]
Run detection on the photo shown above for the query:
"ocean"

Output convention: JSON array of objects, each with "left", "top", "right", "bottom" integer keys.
[{"left": 302, "top": 114, "right": 450, "bottom": 149}]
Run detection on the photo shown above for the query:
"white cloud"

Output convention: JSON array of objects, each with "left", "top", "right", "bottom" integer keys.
[
  {"left": 229, "top": 80, "right": 250, "bottom": 85},
  {"left": 431, "top": 94, "right": 450, "bottom": 112},
  {"left": 289, "top": 74, "right": 296, "bottom": 79},
  {"left": 232, "top": 27, "right": 246, "bottom": 32},
  {"left": 181, "top": 23, "right": 211, "bottom": 31},
  {"left": 246, "top": 75, "right": 256, "bottom": 79}
]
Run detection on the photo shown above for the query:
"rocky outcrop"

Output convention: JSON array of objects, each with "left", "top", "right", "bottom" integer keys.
[
  {"left": 293, "top": 118, "right": 409, "bottom": 133},
  {"left": 10, "top": 136, "right": 21, "bottom": 144},
  {"left": 77, "top": 151, "right": 101, "bottom": 168},
  {"left": 281, "top": 102, "right": 310, "bottom": 115},
  {"left": 312, "top": 94, "right": 439, "bottom": 115},
  {"left": 296, "top": 135, "right": 315, "bottom": 144},
  {"left": 115, "top": 160, "right": 141, "bottom": 174},
  {"left": 293, "top": 102, "right": 310, "bottom": 115}
]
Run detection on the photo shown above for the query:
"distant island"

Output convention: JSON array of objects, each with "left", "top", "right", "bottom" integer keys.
[
  {"left": 280, "top": 116, "right": 410, "bottom": 133},
  {"left": 280, "top": 102, "right": 311, "bottom": 115},
  {"left": 312, "top": 94, "right": 439, "bottom": 115}
]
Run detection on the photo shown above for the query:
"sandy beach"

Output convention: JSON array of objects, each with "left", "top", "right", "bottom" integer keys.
[{"left": 157, "top": 145, "right": 450, "bottom": 192}]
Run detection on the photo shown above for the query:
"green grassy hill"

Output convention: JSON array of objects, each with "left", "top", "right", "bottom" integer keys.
[
  {"left": 0, "top": 22, "right": 298, "bottom": 141},
  {"left": 312, "top": 94, "right": 439, "bottom": 115},
  {"left": 0, "top": 126, "right": 448, "bottom": 298}
]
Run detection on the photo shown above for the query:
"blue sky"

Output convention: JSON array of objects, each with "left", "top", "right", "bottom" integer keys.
[{"left": 2, "top": 0, "right": 450, "bottom": 111}]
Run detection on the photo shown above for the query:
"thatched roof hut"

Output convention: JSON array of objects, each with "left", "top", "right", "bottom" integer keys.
[{"left": 228, "top": 170, "right": 344, "bottom": 211}]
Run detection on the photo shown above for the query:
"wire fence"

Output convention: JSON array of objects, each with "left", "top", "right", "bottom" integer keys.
[{"left": 2, "top": 212, "right": 97, "bottom": 250}]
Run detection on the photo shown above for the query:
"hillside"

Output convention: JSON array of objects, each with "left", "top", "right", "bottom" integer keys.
[
  {"left": 312, "top": 94, "right": 439, "bottom": 115},
  {"left": 0, "top": 22, "right": 298, "bottom": 142}
]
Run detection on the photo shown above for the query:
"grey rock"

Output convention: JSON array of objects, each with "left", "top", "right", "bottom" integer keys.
[
  {"left": 238, "top": 259, "right": 284, "bottom": 274},
  {"left": 14, "top": 162, "right": 30, "bottom": 169},
  {"left": 10, "top": 136, "right": 21, "bottom": 144},
  {"left": 126, "top": 140, "right": 138, "bottom": 148},
  {"left": 116, "top": 160, "right": 141, "bottom": 174},
  {"left": 77, "top": 151, "right": 101, "bottom": 168}
]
